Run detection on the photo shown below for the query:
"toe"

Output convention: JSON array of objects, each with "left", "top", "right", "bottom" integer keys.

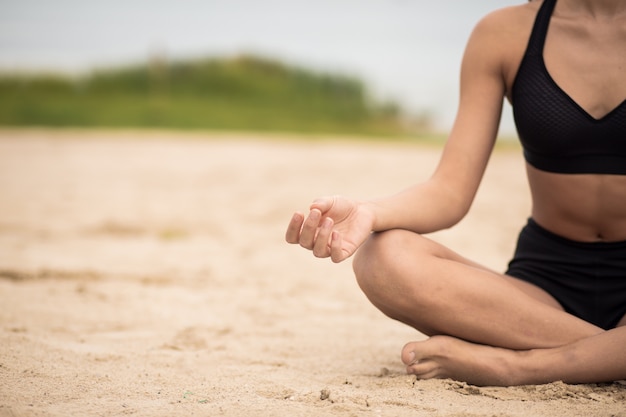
[{"left": 401, "top": 341, "right": 419, "bottom": 365}]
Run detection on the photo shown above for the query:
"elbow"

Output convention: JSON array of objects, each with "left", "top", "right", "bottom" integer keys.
[
  {"left": 437, "top": 186, "right": 474, "bottom": 230},
  {"left": 440, "top": 203, "right": 470, "bottom": 230}
]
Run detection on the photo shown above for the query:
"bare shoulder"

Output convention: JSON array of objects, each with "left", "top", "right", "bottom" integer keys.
[
  {"left": 474, "top": 1, "right": 542, "bottom": 39},
  {"left": 465, "top": 2, "right": 541, "bottom": 89}
]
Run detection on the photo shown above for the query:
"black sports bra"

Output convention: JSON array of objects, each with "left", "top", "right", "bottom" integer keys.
[{"left": 511, "top": 0, "right": 626, "bottom": 175}]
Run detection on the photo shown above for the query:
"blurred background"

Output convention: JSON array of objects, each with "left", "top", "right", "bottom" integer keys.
[{"left": 0, "top": 0, "right": 521, "bottom": 137}]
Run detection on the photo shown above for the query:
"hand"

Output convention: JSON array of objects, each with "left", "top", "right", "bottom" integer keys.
[{"left": 285, "top": 196, "right": 375, "bottom": 263}]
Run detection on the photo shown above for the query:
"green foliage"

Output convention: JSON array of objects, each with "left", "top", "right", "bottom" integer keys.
[{"left": 0, "top": 55, "right": 420, "bottom": 136}]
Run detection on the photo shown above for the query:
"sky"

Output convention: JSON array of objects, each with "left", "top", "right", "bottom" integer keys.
[{"left": 0, "top": 0, "right": 523, "bottom": 133}]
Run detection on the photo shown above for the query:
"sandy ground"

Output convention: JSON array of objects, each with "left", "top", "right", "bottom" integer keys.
[{"left": 0, "top": 129, "right": 624, "bottom": 417}]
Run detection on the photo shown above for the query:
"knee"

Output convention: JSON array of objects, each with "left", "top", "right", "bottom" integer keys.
[
  {"left": 352, "top": 229, "right": 430, "bottom": 300},
  {"left": 353, "top": 230, "right": 451, "bottom": 331},
  {"left": 353, "top": 230, "right": 395, "bottom": 291}
]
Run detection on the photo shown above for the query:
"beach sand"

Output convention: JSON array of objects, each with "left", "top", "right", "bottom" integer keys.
[{"left": 0, "top": 129, "right": 624, "bottom": 417}]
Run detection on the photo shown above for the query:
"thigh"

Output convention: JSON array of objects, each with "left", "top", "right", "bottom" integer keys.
[
  {"left": 504, "top": 276, "right": 565, "bottom": 311},
  {"left": 398, "top": 231, "right": 566, "bottom": 312},
  {"left": 357, "top": 229, "right": 602, "bottom": 347}
]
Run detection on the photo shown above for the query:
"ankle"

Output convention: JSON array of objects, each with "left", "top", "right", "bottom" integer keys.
[{"left": 510, "top": 348, "right": 558, "bottom": 385}]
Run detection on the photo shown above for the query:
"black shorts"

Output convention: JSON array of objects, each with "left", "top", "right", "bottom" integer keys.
[{"left": 505, "top": 218, "right": 626, "bottom": 330}]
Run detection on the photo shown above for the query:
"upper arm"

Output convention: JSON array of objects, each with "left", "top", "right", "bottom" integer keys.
[{"left": 431, "top": 7, "right": 524, "bottom": 218}]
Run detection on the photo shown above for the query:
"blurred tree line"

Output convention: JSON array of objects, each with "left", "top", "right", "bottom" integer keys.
[{"left": 0, "top": 55, "right": 431, "bottom": 136}]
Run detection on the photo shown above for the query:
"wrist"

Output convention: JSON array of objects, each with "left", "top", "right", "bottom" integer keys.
[{"left": 361, "top": 200, "right": 386, "bottom": 232}]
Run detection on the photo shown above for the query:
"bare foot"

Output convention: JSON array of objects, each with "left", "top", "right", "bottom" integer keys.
[{"left": 401, "top": 335, "right": 523, "bottom": 386}]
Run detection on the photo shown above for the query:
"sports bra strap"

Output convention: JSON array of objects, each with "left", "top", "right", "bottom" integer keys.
[{"left": 526, "top": 0, "right": 557, "bottom": 56}]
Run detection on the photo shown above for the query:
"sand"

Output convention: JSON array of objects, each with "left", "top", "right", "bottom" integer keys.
[{"left": 0, "top": 129, "right": 624, "bottom": 417}]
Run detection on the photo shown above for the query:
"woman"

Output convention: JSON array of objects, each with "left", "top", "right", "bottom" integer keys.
[{"left": 285, "top": 0, "right": 626, "bottom": 386}]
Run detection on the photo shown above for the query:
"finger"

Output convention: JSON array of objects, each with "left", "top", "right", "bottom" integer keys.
[
  {"left": 285, "top": 212, "right": 304, "bottom": 244},
  {"left": 313, "top": 217, "right": 334, "bottom": 258},
  {"left": 298, "top": 209, "right": 322, "bottom": 249},
  {"left": 329, "top": 230, "right": 347, "bottom": 263},
  {"left": 310, "top": 195, "right": 336, "bottom": 213}
]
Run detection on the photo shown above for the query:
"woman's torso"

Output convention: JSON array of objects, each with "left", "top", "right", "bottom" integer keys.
[{"left": 501, "top": 0, "right": 626, "bottom": 242}]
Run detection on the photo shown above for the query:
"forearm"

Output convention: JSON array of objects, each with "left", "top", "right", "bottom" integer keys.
[{"left": 365, "top": 178, "right": 470, "bottom": 234}]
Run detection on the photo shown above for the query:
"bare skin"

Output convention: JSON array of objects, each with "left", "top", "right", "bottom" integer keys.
[{"left": 286, "top": 0, "right": 626, "bottom": 386}]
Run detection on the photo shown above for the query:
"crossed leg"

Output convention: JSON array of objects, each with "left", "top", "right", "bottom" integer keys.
[{"left": 352, "top": 229, "right": 625, "bottom": 386}]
